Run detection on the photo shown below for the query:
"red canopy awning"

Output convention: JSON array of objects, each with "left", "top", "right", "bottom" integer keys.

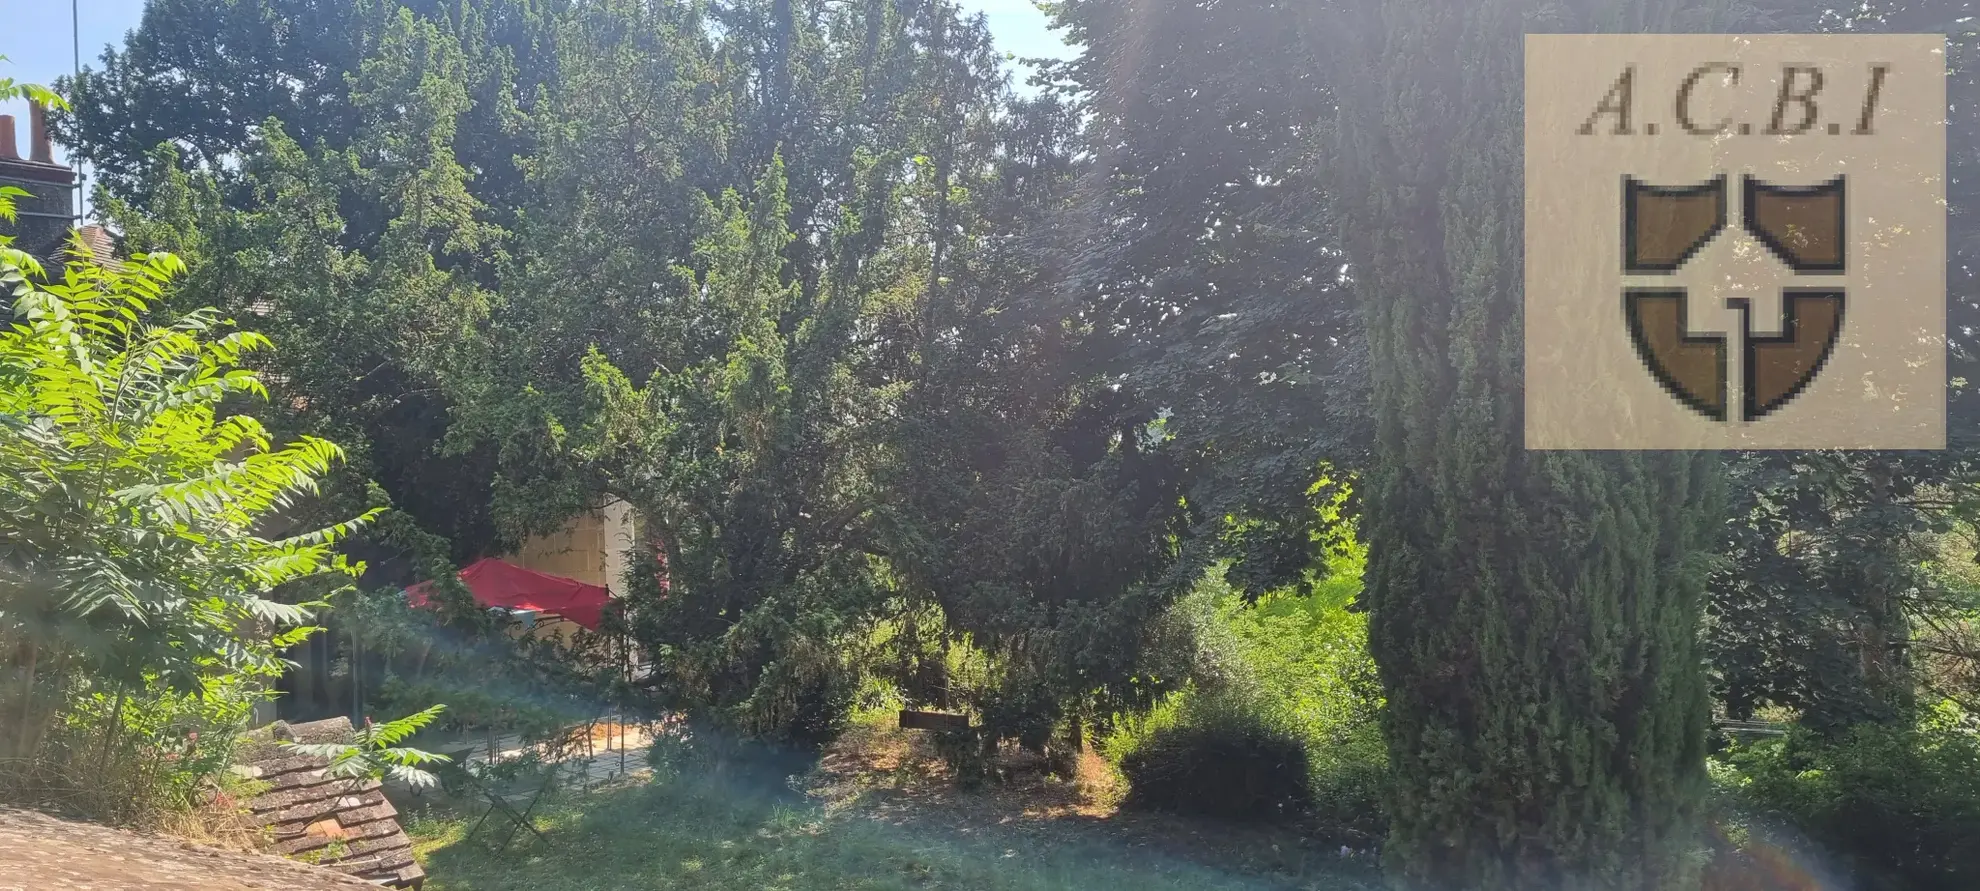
[{"left": 405, "top": 557, "right": 611, "bottom": 631}]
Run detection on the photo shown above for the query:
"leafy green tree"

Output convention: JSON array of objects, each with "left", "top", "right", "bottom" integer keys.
[
  {"left": 98, "top": 15, "right": 507, "bottom": 561},
  {"left": 56, "top": 0, "right": 546, "bottom": 217},
  {"left": 874, "top": 56, "right": 1159, "bottom": 751},
  {"left": 1709, "top": 452, "right": 1980, "bottom": 732},
  {"left": 863, "top": 0, "right": 1381, "bottom": 758},
  {"left": 68, "top": 0, "right": 529, "bottom": 563},
  {"left": 469, "top": 0, "right": 1084, "bottom": 750},
  {"left": 0, "top": 234, "right": 375, "bottom": 786},
  {"left": 577, "top": 156, "right": 902, "bottom": 747},
  {"left": 1044, "top": 0, "right": 1364, "bottom": 597},
  {"left": 1703, "top": 1, "right": 1980, "bottom": 739},
  {"left": 437, "top": 0, "right": 726, "bottom": 539}
]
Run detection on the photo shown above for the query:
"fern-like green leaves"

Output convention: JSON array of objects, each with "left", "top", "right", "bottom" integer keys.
[
  {"left": 1, "top": 238, "right": 374, "bottom": 711},
  {"left": 282, "top": 704, "right": 452, "bottom": 789}
]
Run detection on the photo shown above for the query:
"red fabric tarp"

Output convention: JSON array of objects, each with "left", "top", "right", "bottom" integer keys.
[{"left": 404, "top": 557, "right": 610, "bottom": 631}]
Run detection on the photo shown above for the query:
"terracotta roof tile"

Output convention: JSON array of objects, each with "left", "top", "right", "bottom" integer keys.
[
  {"left": 333, "top": 800, "right": 400, "bottom": 828},
  {"left": 340, "top": 845, "right": 417, "bottom": 874},
  {"left": 236, "top": 718, "right": 425, "bottom": 890},
  {"left": 75, "top": 225, "right": 119, "bottom": 269},
  {"left": 250, "top": 753, "right": 339, "bottom": 778},
  {"left": 269, "top": 819, "right": 401, "bottom": 856},
  {"left": 249, "top": 779, "right": 342, "bottom": 814},
  {"left": 343, "top": 832, "right": 415, "bottom": 859}
]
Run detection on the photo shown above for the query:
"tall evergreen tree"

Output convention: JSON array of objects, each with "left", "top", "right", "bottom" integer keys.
[
  {"left": 1307, "top": 1, "right": 1747, "bottom": 887},
  {"left": 1045, "top": 0, "right": 1362, "bottom": 599}
]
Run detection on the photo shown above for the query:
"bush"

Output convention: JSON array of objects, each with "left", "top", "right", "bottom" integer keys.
[
  {"left": 1117, "top": 690, "right": 1314, "bottom": 821},
  {"left": 930, "top": 725, "right": 993, "bottom": 789},
  {"left": 1106, "top": 546, "right": 1389, "bottom": 836},
  {"left": 17, "top": 672, "right": 265, "bottom": 823},
  {"left": 0, "top": 229, "right": 373, "bottom": 821},
  {"left": 1222, "top": 570, "right": 1388, "bottom": 837},
  {"left": 1712, "top": 702, "right": 1980, "bottom": 891}
]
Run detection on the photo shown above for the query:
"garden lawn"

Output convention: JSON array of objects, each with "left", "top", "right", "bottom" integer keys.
[{"left": 407, "top": 771, "right": 1376, "bottom": 891}]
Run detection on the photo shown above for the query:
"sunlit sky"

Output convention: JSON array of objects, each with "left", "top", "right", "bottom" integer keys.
[{"left": 1, "top": 0, "right": 1073, "bottom": 177}]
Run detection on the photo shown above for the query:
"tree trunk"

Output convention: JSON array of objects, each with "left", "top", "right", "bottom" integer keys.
[
  {"left": 8, "top": 639, "right": 39, "bottom": 762},
  {"left": 1315, "top": 2, "right": 1731, "bottom": 887},
  {"left": 95, "top": 689, "right": 128, "bottom": 777},
  {"left": 1849, "top": 460, "right": 1915, "bottom": 725}
]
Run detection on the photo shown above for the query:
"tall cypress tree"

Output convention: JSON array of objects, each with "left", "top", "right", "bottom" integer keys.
[{"left": 1311, "top": 1, "right": 1747, "bottom": 887}]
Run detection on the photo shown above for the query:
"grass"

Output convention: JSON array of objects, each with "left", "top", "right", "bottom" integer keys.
[{"left": 406, "top": 743, "right": 1381, "bottom": 891}]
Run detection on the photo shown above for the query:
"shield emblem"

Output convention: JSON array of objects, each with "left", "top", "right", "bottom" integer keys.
[{"left": 1621, "top": 175, "right": 1846, "bottom": 422}]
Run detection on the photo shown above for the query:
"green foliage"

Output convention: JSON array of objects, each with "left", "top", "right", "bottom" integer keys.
[
  {"left": 1313, "top": 2, "right": 1748, "bottom": 885},
  {"left": 1040, "top": 0, "right": 1363, "bottom": 592},
  {"left": 1116, "top": 689, "right": 1314, "bottom": 823},
  {"left": 0, "top": 58, "right": 64, "bottom": 110},
  {"left": 883, "top": 0, "right": 1367, "bottom": 754},
  {"left": 87, "top": 12, "right": 507, "bottom": 562},
  {"left": 0, "top": 249, "right": 358, "bottom": 683},
  {"left": 1711, "top": 702, "right": 1980, "bottom": 891},
  {"left": 43, "top": 670, "right": 264, "bottom": 821},
  {"left": 1220, "top": 589, "right": 1387, "bottom": 833},
  {"left": 31, "top": 13, "right": 1980, "bottom": 891},
  {"left": 1104, "top": 526, "right": 1386, "bottom": 837},
  {"left": 1709, "top": 451, "right": 1977, "bottom": 732},
  {"left": 0, "top": 229, "right": 373, "bottom": 815},
  {"left": 56, "top": 0, "right": 1381, "bottom": 768},
  {"left": 583, "top": 155, "right": 897, "bottom": 749},
  {"left": 1920, "top": 521, "right": 1980, "bottom": 713},
  {"left": 284, "top": 704, "right": 452, "bottom": 790}
]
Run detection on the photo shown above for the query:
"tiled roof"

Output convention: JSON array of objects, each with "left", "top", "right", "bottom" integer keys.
[
  {"left": 75, "top": 225, "right": 123, "bottom": 271},
  {"left": 0, "top": 805, "right": 380, "bottom": 891},
  {"left": 235, "top": 718, "right": 425, "bottom": 890}
]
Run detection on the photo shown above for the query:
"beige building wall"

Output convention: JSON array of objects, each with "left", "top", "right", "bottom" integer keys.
[{"left": 501, "top": 498, "right": 638, "bottom": 597}]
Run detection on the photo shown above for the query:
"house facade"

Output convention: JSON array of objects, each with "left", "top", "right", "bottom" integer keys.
[{"left": 500, "top": 499, "right": 640, "bottom": 598}]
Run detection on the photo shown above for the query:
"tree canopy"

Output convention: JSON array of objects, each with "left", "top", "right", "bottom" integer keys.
[{"left": 27, "top": 0, "right": 1980, "bottom": 886}]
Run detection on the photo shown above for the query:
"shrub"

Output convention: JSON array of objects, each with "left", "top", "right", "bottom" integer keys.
[
  {"left": 22, "top": 671, "right": 265, "bottom": 823},
  {"left": 1712, "top": 702, "right": 1980, "bottom": 891},
  {"left": 0, "top": 227, "right": 375, "bottom": 820},
  {"left": 1117, "top": 689, "right": 1314, "bottom": 821},
  {"left": 1304, "top": 722, "right": 1388, "bottom": 838},
  {"left": 1106, "top": 545, "right": 1389, "bottom": 836},
  {"left": 930, "top": 725, "right": 992, "bottom": 789},
  {"left": 640, "top": 713, "right": 712, "bottom": 787},
  {"left": 1223, "top": 569, "right": 1388, "bottom": 837}
]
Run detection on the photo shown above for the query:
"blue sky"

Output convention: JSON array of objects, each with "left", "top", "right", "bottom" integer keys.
[{"left": 1, "top": 0, "right": 1072, "bottom": 176}]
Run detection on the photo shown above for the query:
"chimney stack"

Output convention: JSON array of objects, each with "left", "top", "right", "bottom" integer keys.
[
  {"left": 27, "top": 102, "right": 53, "bottom": 164},
  {"left": 0, "top": 100, "right": 79, "bottom": 270}
]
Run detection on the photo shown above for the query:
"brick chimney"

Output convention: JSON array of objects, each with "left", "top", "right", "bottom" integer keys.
[{"left": 0, "top": 101, "right": 79, "bottom": 268}]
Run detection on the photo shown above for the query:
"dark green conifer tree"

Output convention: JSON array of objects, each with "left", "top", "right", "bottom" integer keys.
[{"left": 1310, "top": 1, "right": 1747, "bottom": 887}]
